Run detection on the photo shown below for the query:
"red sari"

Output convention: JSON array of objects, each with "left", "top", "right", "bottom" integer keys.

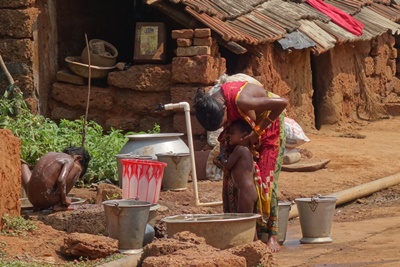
[{"left": 219, "top": 81, "right": 285, "bottom": 236}]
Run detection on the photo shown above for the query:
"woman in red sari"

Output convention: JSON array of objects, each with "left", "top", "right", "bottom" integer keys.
[{"left": 194, "top": 78, "right": 288, "bottom": 252}]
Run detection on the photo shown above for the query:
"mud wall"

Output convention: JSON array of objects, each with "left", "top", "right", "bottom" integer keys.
[
  {"left": 48, "top": 54, "right": 226, "bottom": 151},
  {"left": 236, "top": 43, "right": 315, "bottom": 131},
  {"left": 0, "top": 0, "right": 41, "bottom": 114},
  {"left": 0, "top": 130, "right": 21, "bottom": 229},
  {"left": 312, "top": 34, "right": 400, "bottom": 128},
  {"left": 2, "top": 2, "right": 399, "bottom": 145}
]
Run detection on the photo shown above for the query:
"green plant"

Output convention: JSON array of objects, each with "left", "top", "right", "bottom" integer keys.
[
  {"left": 0, "top": 90, "right": 27, "bottom": 117},
  {"left": 0, "top": 215, "right": 37, "bottom": 237},
  {"left": 0, "top": 241, "right": 7, "bottom": 258},
  {"left": 0, "top": 92, "right": 161, "bottom": 185}
]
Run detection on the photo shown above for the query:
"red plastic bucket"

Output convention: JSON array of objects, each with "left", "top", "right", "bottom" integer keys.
[{"left": 121, "top": 159, "right": 167, "bottom": 204}]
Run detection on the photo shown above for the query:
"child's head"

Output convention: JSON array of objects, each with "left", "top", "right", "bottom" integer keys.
[
  {"left": 228, "top": 120, "right": 252, "bottom": 145},
  {"left": 63, "top": 146, "right": 91, "bottom": 177}
]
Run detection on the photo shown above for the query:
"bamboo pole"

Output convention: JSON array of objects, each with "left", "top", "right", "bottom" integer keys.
[{"left": 289, "top": 172, "right": 400, "bottom": 219}]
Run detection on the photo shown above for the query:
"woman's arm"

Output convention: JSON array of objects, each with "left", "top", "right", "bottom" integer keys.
[{"left": 237, "top": 83, "right": 288, "bottom": 144}]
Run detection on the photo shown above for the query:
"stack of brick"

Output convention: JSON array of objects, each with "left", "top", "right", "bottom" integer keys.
[
  {"left": 170, "top": 28, "right": 227, "bottom": 150},
  {"left": 173, "top": 28, "right": 213, "bottom": 57},
  {"left": 171, "top": 28, "right": 226, "bottom": 85}
]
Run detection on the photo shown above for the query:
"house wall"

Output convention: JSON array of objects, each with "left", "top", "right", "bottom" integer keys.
[
  {"left": 2, "top": 2, "right": 399, "bottom": 149},
  {"left": 312, "top": 34, "right": 400, "bottom": 128},
  {"left": 236, "top": 43, "right": 315, "bottom": 131},
  {"left": 49, "top": 54, "right": 226, "bottom": 151},
  {"left": 0, "top": 0, "right": 40, "bottom": 114}
]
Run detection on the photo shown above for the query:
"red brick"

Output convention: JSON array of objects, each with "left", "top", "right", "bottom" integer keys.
[
  {"left": 176, "top": 46, "right": 210, "bottom": 57},
  {"left": 193, "top": 37, "right": 212, "bottom": 47},
  {"left": 172, "top": 55, "right": 226, "bottom": 85},
  {"left": 176, "top": 38, "right": 192, "bottom": 47},
  {"left": 172, "top": 29, "right": 194, "bottom": 39},
  {"left": 108, "top": 64, "right": 172, "bottom": 91},
  {"left": 170, "top": 85, "right": 212, "bottom": 108},
  {"left": 194, "top": 28, "right": 211, "bottom": 38},
  {"left": 364, "top": 57, "right": 374, "bottom": 76},
  {"left": 51, "top": 82, "right": 113, "bottom": 111},
  {"left": 0, "top": 8, "right": 39, "bottom": 38}
]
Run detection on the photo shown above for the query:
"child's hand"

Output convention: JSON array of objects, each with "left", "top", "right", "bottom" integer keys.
[{"left": 215, "top": 153, "right": 227, "bottom": 169}]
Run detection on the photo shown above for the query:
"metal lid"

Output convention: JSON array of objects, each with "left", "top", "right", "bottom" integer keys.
[
  {"left": 115, "top": 153, "right": 153, "bottom": 159},
  {"left": 125, "top": 133, "right": 184, "bottom": 140},
  {"left": 156, "top": 152, "right": 190, "bottom": 157}
]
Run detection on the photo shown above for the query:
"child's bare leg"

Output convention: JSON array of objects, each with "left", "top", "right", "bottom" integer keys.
[{"left": 230, "top": 151, "right": 257, "bottom": 214}]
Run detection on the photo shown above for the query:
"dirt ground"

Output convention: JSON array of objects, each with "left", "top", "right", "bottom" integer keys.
[{"left": 1, "top": 116, "right": 400, "bottom": 266}]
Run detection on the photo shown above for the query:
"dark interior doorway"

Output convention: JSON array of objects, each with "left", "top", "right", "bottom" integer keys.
[{"left": 55, "top": 0, "right": 180, "bottom": 70}]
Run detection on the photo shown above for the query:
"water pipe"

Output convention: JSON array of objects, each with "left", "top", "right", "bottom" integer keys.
[
  {"left": 288, "top": 171, "right": 400, "bottom": 219},
  {"left": 162, "top": 102, "right": 222, "bottom": 207}
]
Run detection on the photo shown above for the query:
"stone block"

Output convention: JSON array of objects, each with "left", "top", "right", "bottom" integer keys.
[
  {"left": 227, "top": 240, "right": 275, "bottom": 267},
  {"left": 176, "top": 46, "right": 210, "bottom": 57},
  {"left": 51, "top": 82, "right": 113, "bottom": 111},
  {"left": 387, "top": 59, "right": 396, "bottom": 78},
  {"left": 210, "top": 39, "right": 220, "bottom": 57},
  {"left": 0, "top": 8, "right": 39, "bottom": 38},
  {"left": 373, "top": 56, "right": 387, "bottom": 75},
  {"left": 104, "top": 117, "right": 139, "bottom": 132},
  {"left": 56, "top": 69, "right": 86, "bottom": 85},
  {"left": 390, "top": 47, "right": 397, "bottom": 59},
  {"left": 172, "top": 55, "right": 226, "bottom": 85},
  {"left": 50, "top": 106, "right": 79, "bottom": 121},
  {"left": 364, "top": 57, "right": 374, "bottom": 77},
  {"left": 171, "top": 29, "right": 194, "bottom": 39},
  {"left": 177, "top": 38, "right": 192, "bottom": 47},
  {"left": 61, "top": 233, "right": 118, "bottom": 260},
  {"left": 173, "top": 113, "right": 206, "bottom": 135},
  {"left": 194, "top": 28, "right": 211, "bottom": 38},
  {"left": 193, "top": 37, "right": 212, "bottom": 47},
  {"left": 0, "top": 0, "right": 34, "bottom": 8},
  {"left": 115, "top": 90, "right": 170, "bottom": 116},
  {"left": 0, "top": 39, "right": 32, "bottom": 61},
  {"left": 108, "top": 64, "right": 172, "bottom": 91},
  {"left": 170, "top": 84, "right": 212, "bottom": 108}
]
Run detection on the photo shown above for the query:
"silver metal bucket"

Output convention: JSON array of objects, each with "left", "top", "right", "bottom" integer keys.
[
  {"left": 278, "top": 201, "right": 292, "bottom": 245},
  {"left": 156, "top": 152, "right": 191, "bottom": 191},
  {"left": 295, "top": 195, "right": 337, "bottom": 244},
  {"left": 102, "top": 199, "right": 152, "bottom": 254}
]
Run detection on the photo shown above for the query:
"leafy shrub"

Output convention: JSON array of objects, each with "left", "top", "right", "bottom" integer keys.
[{"left": 0, "top": 92, "right": 160, "bottom": 185}]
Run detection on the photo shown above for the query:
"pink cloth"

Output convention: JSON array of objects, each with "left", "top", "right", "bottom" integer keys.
[{"left": 306, "top": 0, "right": 364, "bottom": 36}]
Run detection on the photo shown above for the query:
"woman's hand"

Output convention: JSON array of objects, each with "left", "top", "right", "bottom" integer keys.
[{"left": 241, "top": 131, "right": 260, "bottom": 147}]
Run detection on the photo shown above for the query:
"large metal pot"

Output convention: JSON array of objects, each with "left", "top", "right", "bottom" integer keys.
[{"left": 119, "top": 133, "right": 189, "bottom": 160}]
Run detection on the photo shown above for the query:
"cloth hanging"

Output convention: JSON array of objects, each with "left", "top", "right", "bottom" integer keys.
[{"left": 306, "top": 0, "right": 364, "bottom": 36}]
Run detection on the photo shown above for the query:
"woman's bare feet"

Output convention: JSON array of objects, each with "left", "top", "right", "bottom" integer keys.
[{"left": 266, "top": 234, "right": 281, "bottom": 253}]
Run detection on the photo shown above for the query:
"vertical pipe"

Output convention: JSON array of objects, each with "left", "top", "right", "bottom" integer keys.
[{"left": 164, "top": 102, "right": 222, "bottom": 206}]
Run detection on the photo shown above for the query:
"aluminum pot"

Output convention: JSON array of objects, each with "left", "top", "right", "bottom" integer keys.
[{"left": 119, "top": 133, "right": 189, "bottom": 160}]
